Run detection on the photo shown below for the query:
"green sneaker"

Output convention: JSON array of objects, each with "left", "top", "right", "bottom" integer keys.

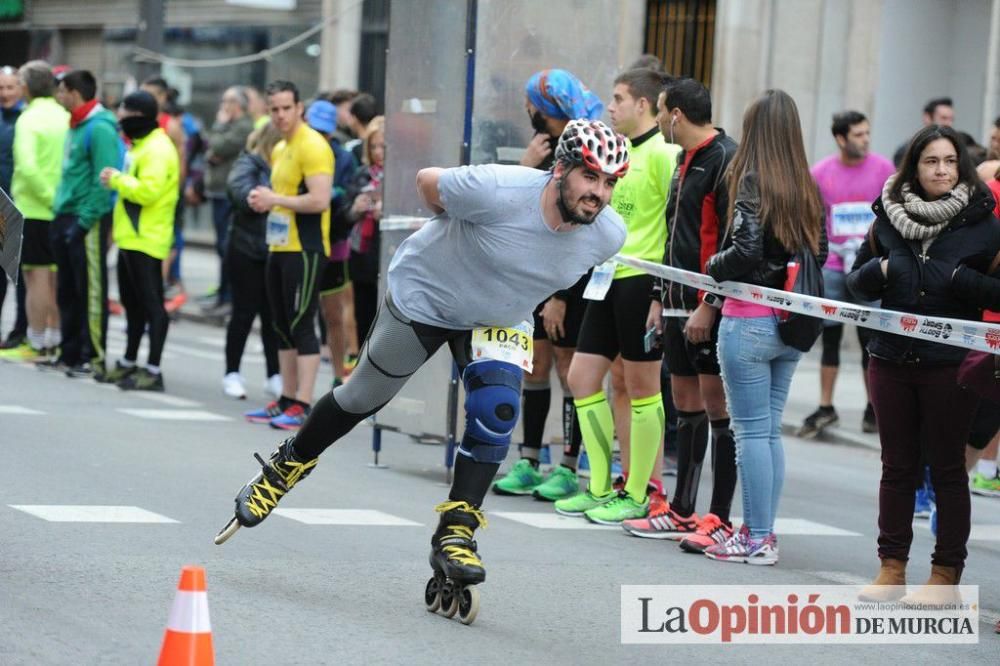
[
  {"left": 492, "top": 459, "right": 544, "bottom": 495},
  {"left": 584, "top": 491, "right": 649, "bottom": 525},
  {"left": 532, "top": 466, "right": 580, "bottom": 501},
  {"left": 971, "top": 472, "right": 1000, "bottom": 497},
  {"left": 554, "top": 488, "right": 616, "bottom": 517}
]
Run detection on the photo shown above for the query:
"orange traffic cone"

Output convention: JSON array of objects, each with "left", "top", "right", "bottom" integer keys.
[{"left": 157, "top": 565, "right": 215, "bottom": 666}]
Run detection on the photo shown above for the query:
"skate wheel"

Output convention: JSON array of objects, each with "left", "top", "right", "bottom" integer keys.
[
  {"left": 440, "top": 581, "right": 459, "bottom": 618},
  {"left": 424, "top": 576, "right": 442, "bottom": 613},
  {"left": 214, "top": 517, "right": 241, "bottom": 545},
  {"left": 458, "top": 586, "right": 479, "bottom": 625}
]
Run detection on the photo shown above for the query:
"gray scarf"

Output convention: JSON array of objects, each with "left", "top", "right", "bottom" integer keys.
[{"left": 882, "top": 174, "right": 970, "bottom": 241}]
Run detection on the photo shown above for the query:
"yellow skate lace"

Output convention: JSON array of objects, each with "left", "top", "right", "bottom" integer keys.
[
  {"left": 434, "top": 501, "right": 487, "bottom": 567},
  {"left": 245, "top": 453, "right": 318, "bottom": 519}
]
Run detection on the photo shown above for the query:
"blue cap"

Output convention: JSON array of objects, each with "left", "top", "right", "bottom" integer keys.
[{"left": 306, "top": 100, "right": 338, "bottom": 134}]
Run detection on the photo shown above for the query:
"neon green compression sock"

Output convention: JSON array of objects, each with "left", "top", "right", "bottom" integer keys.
[
  {"left": 624, "top": 393, "right": 665, "bottom": 502},
  {"left": 574, "top": 390, "right": 615, "bottom": 497}
]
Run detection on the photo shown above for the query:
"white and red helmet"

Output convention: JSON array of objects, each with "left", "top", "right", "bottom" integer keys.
[{"left": 554, "top": 119, "right": 630, "bottom": 177}]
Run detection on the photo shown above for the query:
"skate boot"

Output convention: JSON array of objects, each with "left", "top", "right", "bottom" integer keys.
[
  {"left": 424, "top": 500, "right": 487, "bottom": 625},
  {"left": 214, "top": 437, "right": 318, "bottom": 544}
]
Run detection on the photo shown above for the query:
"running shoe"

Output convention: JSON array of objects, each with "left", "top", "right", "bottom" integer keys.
[
  {"left": 796, "top": 406, "right": 838, "bottom": 439},
  {"left": 622, "top": 502, "right": 699, "bottom": 540},
  {"left": 65, "top": 362, "right": 94, "bottom": 379},
  {"left": 223, "top": 372, "right": 247, "bottom": 399},
  {"left": 492, "top": 459, "right": 544, "bottom": 495},
  {"left": 679, "top": 513, "right": 734, "bottom": 553},
  {"left": 532, "top": 465, "right": 579, "bottom": 501},
  {"left": 554, "top": 489, "right": 615, "bottom": 517},
  {"left": 862, "top": 403, "right": 878, "bottom": 433},
  {"left": 970, "top": 472, "right": 1000, "bottom": 497},
  {"left": 585, "top": 491, "right": 649, "bottom": 525},
  {"left": 914, "top": 484, "right": 934, "bottom": 519},
  {"left": 648, "top": 490, "right": 668, "bottom": 516},
  {"left": 117, "top": 367, "right": 165, "bottom": 391},
  {"left": 704, "top": 525, "right": 779, "bottom": 565},
  {"left": 270, "top": 404, "right": 309, "bottom": 430},
  {"left": 97, "top": 360, "right": 136, "bottom": 384},
  {"left": 0, "top": 342, "right": 41, "bottom": 362},
  {"left": 36, "top": 357, "right": 70, "bottom": 373},
  {"left": 246, "top": 401, "right": 283, "bottom": 424}
]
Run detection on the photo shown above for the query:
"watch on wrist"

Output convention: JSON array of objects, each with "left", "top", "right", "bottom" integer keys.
[{"left": 703, "top": 293, "right": 723, "bottom": 309}]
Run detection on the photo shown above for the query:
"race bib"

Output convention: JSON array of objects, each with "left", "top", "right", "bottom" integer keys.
[
  {"left": 471, "top": 321, "right": 534, "bottom": 371},
  {"left": 266, "top": 211, "right": 291, "bottom": 246},
  {"left": 583, "top": 261, "right": 616, "bottom": 300},
  {"left": 830, "top": 202, "right": 874, "bottom": 238}
]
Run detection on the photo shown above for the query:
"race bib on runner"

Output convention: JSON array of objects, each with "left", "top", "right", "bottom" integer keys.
[
  {"left": 583, "top": 261, "right": 616, "bottom": 300},
  {"left": 830, "top": 202, "right": 874, "bottom": 238},
  {"left": 266, "top": 211, "right": 291, "bottom": 246},
  {"left": 471, "top": 321, "right": 534, "bottom": 371}
]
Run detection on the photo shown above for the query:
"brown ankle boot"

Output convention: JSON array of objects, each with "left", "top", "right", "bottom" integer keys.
[
  {"left": 858, "top": 558, "right": 906, "bottom": 601},
  {"left": 900, "top": 565, "right": 962, "bottom": 607}
]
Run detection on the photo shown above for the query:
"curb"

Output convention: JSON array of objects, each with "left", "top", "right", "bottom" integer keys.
[{"left": 780, "top": 421, "right": 880, "bottom": 453}]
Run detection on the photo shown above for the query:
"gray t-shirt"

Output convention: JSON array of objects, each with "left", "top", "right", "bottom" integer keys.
[{"left": 388, "top": 164, "right": 626, "bottom": 329}]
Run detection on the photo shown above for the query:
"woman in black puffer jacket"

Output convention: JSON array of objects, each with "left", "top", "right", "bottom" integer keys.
[
  {"left": 221, "top": 123, "right": 283, "bottom": 400},
  {"left": 849, "top": 124, "right": 1000, "bottom": 604}
]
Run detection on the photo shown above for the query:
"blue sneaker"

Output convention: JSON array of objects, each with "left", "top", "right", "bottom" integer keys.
[
  {"left": 914, "top": 484, "right": 934, "bottom": 519},
  {"left": 246, "top": 400, "right": 283, "bottom": 424},
  {"left": 270, "top": 404, "right": 309, "bottom": 430}
]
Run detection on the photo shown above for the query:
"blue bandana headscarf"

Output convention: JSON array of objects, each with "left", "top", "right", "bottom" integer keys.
[{"left": 525, "top": 69, "right": 604, "bottom": 121}]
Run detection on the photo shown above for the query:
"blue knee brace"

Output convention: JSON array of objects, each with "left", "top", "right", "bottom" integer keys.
[{"left": 459, "top": 359, "right": 523, "bottom": 464}]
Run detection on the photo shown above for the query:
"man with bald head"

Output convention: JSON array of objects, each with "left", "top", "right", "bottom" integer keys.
[{"left": 204, "top": 86, "right": 255, "bottom": 311}]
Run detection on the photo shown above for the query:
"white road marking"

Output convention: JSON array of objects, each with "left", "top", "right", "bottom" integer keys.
[
  {"left": 493, "top": 512, "right": 620, "bottom": 530},
  {"left": 272, "top": 509, "right": 422, "bottom": 526},
  {"left": 9, "top": 505, "right": 179, "bottom": 523},
  {"left": 117, "top": 408, "right": 231, "bottom": 421},
  {"left": 131, "top": 393, "right": 202, "bottom": 408},
  {"left": 0, "top": 405, "right": 45, "bottom": 415},
  {"left": 914, "top": 522, "right": 1000, "bottom": 541}
]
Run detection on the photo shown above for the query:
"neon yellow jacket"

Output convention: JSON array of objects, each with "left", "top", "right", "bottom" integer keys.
[
  {"left": 109, "top": 128, "right": 179, "bottom": 260},
  {"left": 11, "top": 97, "right": 69, "bottom": 220}
]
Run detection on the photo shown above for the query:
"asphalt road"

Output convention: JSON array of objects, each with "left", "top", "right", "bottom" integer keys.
[{"left": 2, "top": 302, "right": 999, "bottom": 664}]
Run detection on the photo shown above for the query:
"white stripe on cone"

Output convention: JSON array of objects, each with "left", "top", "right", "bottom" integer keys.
[{"left": 166, "top": 590, "right": 212, "bottom": 634}]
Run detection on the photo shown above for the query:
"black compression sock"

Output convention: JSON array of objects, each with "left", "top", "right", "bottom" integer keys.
[
  {"left": 450, "top": 451, "right": 501, "bottom": 507},
  {"left": 562, "top": 395, "right": 582, "bottom": 458},
  {"left": 708, "top": 418, "right": 737, "bottom": 524},
  {"left": 521, "top": 385, "right": 551, "bottom": 450},
  {"left": 672, "top": 410, "right": 709, "bottom": 518}
]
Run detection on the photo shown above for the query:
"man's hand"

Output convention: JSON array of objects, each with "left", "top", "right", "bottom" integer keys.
[
  {"left": 520, "top": 133, "right": 553, "bottom": 168},
  {"left": 683, "top": 302, "right": 717, "bottom": 344},
  {"left": 248, "top": 186, "right": 277, "bottom": 213},
  {"left": 646, "top": 300, "right": 664, "bottom": 336},
  {"left": 540, "top": 297, "right": 567, "bottom": 340},
  {"left": 99, "top": 167, "right": 119, "bottom": 188}
]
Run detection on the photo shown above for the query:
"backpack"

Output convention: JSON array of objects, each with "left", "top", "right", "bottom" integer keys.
[{"left": 776, "top": 245, "right": 825, "bottom": 351}]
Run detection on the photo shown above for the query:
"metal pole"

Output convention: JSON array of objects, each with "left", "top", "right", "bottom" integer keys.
[{"left": 136, "top": 0, "right": 164, "bottom": 82}]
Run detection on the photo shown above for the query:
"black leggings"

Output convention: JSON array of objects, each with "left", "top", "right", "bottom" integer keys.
[
  {"left": 821, "top": 324, "right": 871, "bottom": 370},
  {"left": 225, "top": 248, "right": 279, "bottom": 377},
  {"left": 117, "top": 249, "right": 168, "bottom": 367}
]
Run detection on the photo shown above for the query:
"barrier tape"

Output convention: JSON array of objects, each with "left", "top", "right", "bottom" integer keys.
[{"left": 613, "top": 254, "right": 1000, "bottom": 355}]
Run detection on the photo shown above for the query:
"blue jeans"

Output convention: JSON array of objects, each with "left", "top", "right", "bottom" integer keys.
[{"left": 718, "top": 315, "right": 802, "bottom": 539}]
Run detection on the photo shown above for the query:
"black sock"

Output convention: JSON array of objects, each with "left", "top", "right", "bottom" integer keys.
[
  {"left": 671, "top": 410, "right": 709, "bottom": 517},
  {"left": 561, "top": 395, "right": 582, "bottom": 470},
  {"left": 708, "top": 418, "right": 737, "bottom": 524},
  {"left": 278, "top": 395, "right": 295, "bottom": 411},
  {"left": 521, "top": 385, "right": 550, "bottom": 450},
  {"left": 450, "top": 451, "right": 501, "bottom": 508}
]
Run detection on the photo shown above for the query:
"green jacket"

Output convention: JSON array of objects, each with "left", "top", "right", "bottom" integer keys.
[
  {"left": 53, "top": 105, "right": 124, "bottom": 228},
  {"left": 11, "top": 96, "right": 69, "bottom": 221},
  {"left": 109, "top": 128, "right": 180, "bottom": 260}
]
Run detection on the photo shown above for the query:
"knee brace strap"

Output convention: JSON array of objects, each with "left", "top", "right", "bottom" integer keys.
[{"left": 459, "top": 360, "right": 523, "bottom": 463}]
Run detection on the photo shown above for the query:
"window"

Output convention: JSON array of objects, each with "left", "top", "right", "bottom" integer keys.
[{"left": 645, "top": 0, "right": 716, "bottom": 87}]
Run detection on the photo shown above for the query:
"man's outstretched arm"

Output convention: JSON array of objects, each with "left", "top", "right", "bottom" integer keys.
[{"left": 416, "top": 167, "right": 445, "bottom": 214}]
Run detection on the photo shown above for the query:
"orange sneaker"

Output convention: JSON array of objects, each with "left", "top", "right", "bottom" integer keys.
[
  {"left": 678, "top": 513, "right": 734, "bottom": 553},
  {"left": 621, "top": 502, "right": 699, "bottom": 540}
]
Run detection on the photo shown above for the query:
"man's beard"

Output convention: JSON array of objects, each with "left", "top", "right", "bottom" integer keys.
[
  {"left": 556, "top": 175, "right": 602, "bottom": 225},
  {"left": 844, "top": 142, "right": 866, "bottom": 160}
]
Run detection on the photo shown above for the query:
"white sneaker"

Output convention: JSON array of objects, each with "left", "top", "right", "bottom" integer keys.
[
  {"left": 222, "top": 372, "right": 247, "bottom": 399},
  {"left": 265, "top": 374, "right": 282, "bottom": 399}
]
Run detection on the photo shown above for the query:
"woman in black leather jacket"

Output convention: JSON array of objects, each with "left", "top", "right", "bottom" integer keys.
[
  {"left": 221, "top": 123, "right": 283, "bottom": 401},
  {"left": 848, "top": 124, "right": 1000, "bottom": 604},
  {"left": 700, "top": 90, "right": 826, "bottom": 566}
]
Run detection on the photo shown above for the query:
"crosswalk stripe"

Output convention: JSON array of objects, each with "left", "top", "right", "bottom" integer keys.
[
  {"left": 131, "top": 393, "right": 202, "bottom": 408},
  {"left": 117, "top": 408, "right": 231, "bottom": 421},
  {"left": 273, "top": 509, "right": 422, "bottom": 526},
  {"left": 914, "top": 522, "right": 1000, "bottom": 541},
  {"left": 0, "top": 405, "right": 45, "bottom": 415},
  {"left": 9, "top": 505, "right": 179, "bottom": 523},
  {"left": 493, "top": 512, "right": 862, "bottom": 535}
]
